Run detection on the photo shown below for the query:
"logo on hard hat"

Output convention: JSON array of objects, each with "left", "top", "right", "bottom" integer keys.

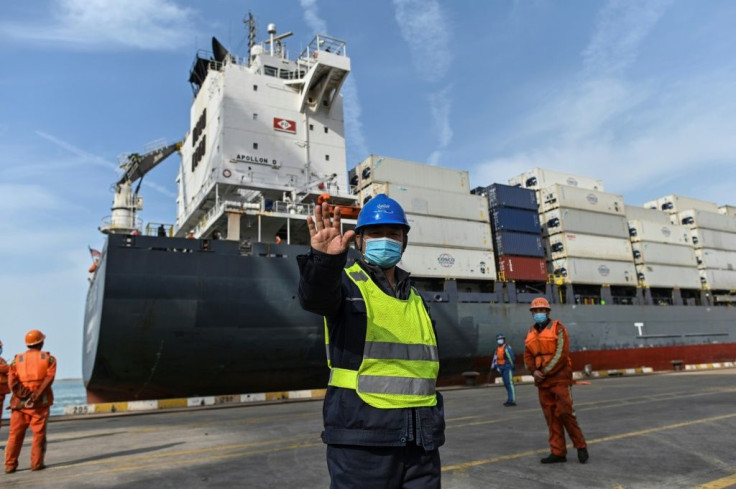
[{"left": 376, "top": 204, "right": 394, "bottom": 213}]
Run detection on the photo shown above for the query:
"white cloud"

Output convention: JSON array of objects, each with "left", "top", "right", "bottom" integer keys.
[
  {"left": 0, "top": 0, "right": 196, "bottom": 50},
  {"left": 392, "top": 0, "right": 451, "bottom": 83},
  {"left": 299, "top": 0, "right": 368, "bottom": 164}
]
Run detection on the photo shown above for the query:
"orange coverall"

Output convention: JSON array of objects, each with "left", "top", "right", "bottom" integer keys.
[
  {"left": 5, "top": 350, "right": 56, "bottom": 472},
  {"left": 0, "top": 357, "right": 9, "bottom": 432},
  {"left": 524, "top": 320, "right": 586, "bottom": 457}
]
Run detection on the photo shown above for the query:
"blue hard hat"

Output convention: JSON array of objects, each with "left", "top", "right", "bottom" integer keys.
[
  {"left": 355, "top": 194, "right": 410, "bottom": 233},
  {"left": 496, "top": 334, "right": 505, "bottom": 339}
]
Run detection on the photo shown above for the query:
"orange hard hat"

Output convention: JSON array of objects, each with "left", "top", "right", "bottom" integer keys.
[
  {"left": 25, "top": 329, "right": 46, "bottom": 346},
  {"left": 529, "top": 297, "right": 551, "bottom": 311}
]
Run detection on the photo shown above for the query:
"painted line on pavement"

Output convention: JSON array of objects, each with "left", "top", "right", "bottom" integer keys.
[{"left": 693, "top": 472, "right": 736, "bottom": 489}]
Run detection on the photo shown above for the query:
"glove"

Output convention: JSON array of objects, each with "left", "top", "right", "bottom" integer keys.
[{"left": 13, "top": 385, "right": 33, "bottom": 400}]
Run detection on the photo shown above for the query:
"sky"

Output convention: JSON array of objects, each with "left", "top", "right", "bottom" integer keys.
[{"left": 1, "top": 0, "right": 736, "bottom": 379}]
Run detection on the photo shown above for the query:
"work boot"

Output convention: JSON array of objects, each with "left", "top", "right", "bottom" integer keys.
[
  {"left": 540, "top": 454, "right": 567, "bottom": 464},
  {"left": 578, "top": 447, "right": 589, "bottom": 464},
  {"left": 4, "top": 467, "right": 16, "bottom": 474},
  {"left": 31, "top": 464, "right": 46, "bottom": 471}
]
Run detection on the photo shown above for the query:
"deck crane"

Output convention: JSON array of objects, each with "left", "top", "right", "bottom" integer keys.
[{"left": 99, "top": 140, "right": 183, "bottom": 235}]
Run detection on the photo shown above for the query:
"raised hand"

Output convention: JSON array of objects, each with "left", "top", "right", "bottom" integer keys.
[{"left": 307, "top": 202, "right": 356, "bottom": 255}]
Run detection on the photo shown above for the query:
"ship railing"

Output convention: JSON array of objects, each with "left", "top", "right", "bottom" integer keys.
[
  {"left": 99, "top": 215, "right": 142, "bottom": 233},
  {"left": 299, "top": 34, "right": 347, "bottom": 62},
  {"left": 144, "top": 222, "right": 175, "bottom": 237},
  {"left": 271, "top": 200, "right": 314, "bottom": 216}
]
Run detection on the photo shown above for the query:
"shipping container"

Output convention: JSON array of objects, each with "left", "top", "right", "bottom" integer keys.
[
  {"left": 699, "top": 268, "right": 736, "bottom": 290},
  {"left": 405, "top": 214, "right": 492, "bottom": 249},
  {"left": 635, "top": 264, "right": 702, "bottom": 289},
  {"left": 399, "top": 245, "right": 496, "bottom": 280},
  {"left": 508, "top": 168, "right": 605, "bottom": 191},
  {"left": 547, "top": 233, "right": 634, "bottom": 261},
  {"left": 497, "top": 255, "right": 547, "bottom": 281},
  {"left": 631, "top": 241, "right": 697, "bottom": 267},
  {"left": 719, "top": 205, "right": 736, "bottom": 218},
  {"left": 550, "top": 257, "right": 637, "bottom": 286},
  {"left": 656, "top": 194, "right": 719, "bottom": 214},
  {"left": 643, "top": 200, "right": 659, "bottom": 210},
  {"left": 542, "top": 208, "right": 629, "bottom": 238},
  {"left": 690, "top": 228, "right": 736, "bottom": 251},
  {"left": 628, "top": 220, "right": 691, "bottom": 246},
  {"left": 495, "top": 231, "right": 544, "bottom": 257},
  {"left": 486, "top": 183, "right": 538, "bottom": 211},
  {"left": 540, "top": 184, "right": 624, "bottom": 215},
  {"left": 360, "top": 183, "right": 488, "bottom": 222},
  {"left": 351, "top": 155, "right": 470, "bottom": 194},
  {"left": 491, "top": 207, "right": 541, "bottom": 234},
  {"left": 695, "top": 248, "right": 736, "bottom": 270},
  {"left": 677, "top": 209, "right": 736, "bottom": 233},
  {"left": 624, "top": 205, "right": 671, "bottom": 225}
]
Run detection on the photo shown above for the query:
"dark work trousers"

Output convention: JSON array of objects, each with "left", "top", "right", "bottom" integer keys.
[{"left": 326, "top": 444, "right": 441, "bottom": 489}]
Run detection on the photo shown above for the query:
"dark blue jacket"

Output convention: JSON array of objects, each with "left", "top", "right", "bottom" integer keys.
[{"left": 297, "top": 248, "right": 445, "bottom": 450}]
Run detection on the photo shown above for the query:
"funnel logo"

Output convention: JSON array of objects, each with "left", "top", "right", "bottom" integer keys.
[
  {"left": 273, "top": 118, "right": 296, "bottom": 134},
  {"left": 598, "top": 265, "right": 610, "bottom": 276},
  {"left": 437, "top": 253, "right": 455, "bottom": 268}
]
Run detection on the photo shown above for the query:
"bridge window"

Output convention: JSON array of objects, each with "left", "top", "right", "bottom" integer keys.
[
  {"left": 253, "top": 143, "right": 258, "bottom": 150},
  {"left": 264, "top": 66, "right": 277, "bottom": 77},
  {"left": 253, "top": 85, "right": 258, "bottom": 91},
  {"left": 325, "top": 154, "right": 330, "bottom": 161}
]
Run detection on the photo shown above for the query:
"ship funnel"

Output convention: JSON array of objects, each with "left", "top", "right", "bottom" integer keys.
[{"left": 212, "top": 37, "right": 233, "bottom": 63}]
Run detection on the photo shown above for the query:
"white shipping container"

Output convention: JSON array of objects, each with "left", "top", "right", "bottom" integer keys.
[
  {"left": 406, "top": 214, "right": 492, "bottom": 250},
  {"left": 399, "top": 245, "right": 496, "bottom": 280},
  {"left": 352, "top": 155, "right": 470, "bottom": 194},
  {"left": 699, "top": 268, "right": 736, "bottom": 290},
  {"left": 643, "top": 200, "right": 659, "bottom": 210},
  {"left": 677, "top": 209, "right": 736, "bottom": 233},
  {"left": 719, "top": 205, "right": 736, "bottom": 218},
  {"left": 542, "top": 208, "right": 629, "bottom": 238},
  {"left": 691, "top": 228, "right": 736, "bottom": 251},
  {"left": 540, "top": 184, "right": 624, "bottom": 215},
  {"left": 695, "top": 249, "right": 736, "bottom": 270},
  {"left": 624, "top": 205, "right": 671, "bottom": 225},
  {"left": 508, "top": 168, "right": 604, "bottom": 191},
  {"left": 547, "top": 233, "right": 634, "bottom": 261},
  {"left": 631, "top": 241, "right": 697, "bottom": 267},
  {"left": 360, "top": 183, "right": 488, "bottom": 222},
  {"left": 635, "top": 264, "right": 702, "bottom": 289},
  {"left": 656, "top": 194, "right": 719, "bottom": 214},
  {"left": 550, "top": 257, "right": 637, "bottom": 286},
  {"left": 628, "top": 220, "right": 691, "bottom": 246}
]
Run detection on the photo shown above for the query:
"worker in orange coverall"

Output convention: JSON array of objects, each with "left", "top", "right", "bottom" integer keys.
[
  {"left": 4, "top": 330, "right": 56, "bottom": 474},
  {"left": 0, "top": 340, "right": 9, "bottom": 433},
  {"left": 524, "top": 297, "right": 589, "bottom": 465}
]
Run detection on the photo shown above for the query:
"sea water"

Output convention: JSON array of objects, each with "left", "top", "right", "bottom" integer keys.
[{"left": 1, "top": 379, "right": 86, "bottom": 420}]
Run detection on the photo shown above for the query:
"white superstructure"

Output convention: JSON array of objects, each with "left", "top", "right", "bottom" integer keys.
[{"left": 175, "top": 22, "right": 354, "bottom": 242}]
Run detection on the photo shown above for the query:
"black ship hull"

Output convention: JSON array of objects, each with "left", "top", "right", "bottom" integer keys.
[{"left": 83, "top": 235, "right": 736, "bottom": 402}]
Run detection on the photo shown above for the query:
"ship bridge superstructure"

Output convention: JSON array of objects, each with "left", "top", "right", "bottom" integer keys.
[{"left": 176, "top": 20, "right": 355, "bottom": 245}]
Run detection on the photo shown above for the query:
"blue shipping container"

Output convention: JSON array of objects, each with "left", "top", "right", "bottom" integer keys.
[
  {"left": 492, "top": 207, "right": 541, "bottom": 234},
  {"left": 486, "top": 183, "right": 538, "bottom": 210},
  {"left": 495, "top": 231, "right": 545, "bottom": 257}
]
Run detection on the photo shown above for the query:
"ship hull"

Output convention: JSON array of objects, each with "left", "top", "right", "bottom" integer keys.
[{"left": 84, "top": 235, "right": 736, "bottom": 402}]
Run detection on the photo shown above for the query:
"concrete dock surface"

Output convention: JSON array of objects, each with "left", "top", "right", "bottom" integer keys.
[{"left": 1, "top": 369, "right": 735, "bottom": 488}]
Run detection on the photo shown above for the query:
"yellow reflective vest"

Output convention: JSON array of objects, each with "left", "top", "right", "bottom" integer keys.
[{"left": 325, "top": 263, "right": 439, "bottom": 409}]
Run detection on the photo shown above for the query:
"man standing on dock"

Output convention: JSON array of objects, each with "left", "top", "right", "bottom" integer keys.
[
  {"left": 524, "top": 297, "right": 589, "bottom": 464},
  {"left": 492, "top": 334, "right": 516, "bottom": 406},
  {"left": 298, "top": 195, "right": 445, "bottom": 489},
  {"left": 4, "top": 330, "right": 56, "bottom": 474},
  {"left": 0, "top": 340, "right": 8, "bottom": 434}
]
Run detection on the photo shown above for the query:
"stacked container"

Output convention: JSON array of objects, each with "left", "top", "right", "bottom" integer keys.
[
  {"left": 674, "top": 208, "right": 736, "bottom": 290},
  {"left": 537, "top": 183, "right": 636, "bottom": 286},
  {"left": 484, "top": 183, "right": 546, "bottom": 282},
  {"left": 352, "top": 155, "right": 495, "bottom": 280}
]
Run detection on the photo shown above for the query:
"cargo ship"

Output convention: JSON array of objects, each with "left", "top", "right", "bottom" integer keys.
[{"left": 83, "top": 19, "right": 736, "bottom": 403}]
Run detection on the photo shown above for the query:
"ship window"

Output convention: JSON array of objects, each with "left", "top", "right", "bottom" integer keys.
[
  {"left": 324, "top": 127, "right": 329, "bottom": 134},
  {"left": 253, "top": 85, "right": 258, "bottom": 91},
  {"left": 264, "top": 66, "right": 277, "bottom": 77},
  {"left": 309, "top": 124, "right": 314, "bottom": 131},
  {"left": 253, "top": 143, "right": 258, "bottom": 149},
  {"left": 325, "top": 154, "right": 330, "bottom": 161},
  {"left": 279, "top": 70, "right": 291, "bottom": 79},
  {"left": 253, "top": 113, "right": 258, "bottom": 120}
]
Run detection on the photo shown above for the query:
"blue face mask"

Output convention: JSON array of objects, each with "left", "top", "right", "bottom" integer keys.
[
  {"left": 364, "top": 238, "right": 403, "bottom": 269},
  {"left": 534, "top": 313, "right": 548, "bottom": 324}
]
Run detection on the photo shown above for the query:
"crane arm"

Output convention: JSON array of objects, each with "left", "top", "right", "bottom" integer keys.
[{"left": 117, "top": 141, "right": 183, "bottom": 186}]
